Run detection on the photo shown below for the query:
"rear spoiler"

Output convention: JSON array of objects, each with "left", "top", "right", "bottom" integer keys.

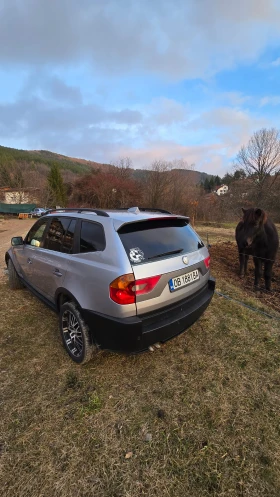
[{"left": 115, "top": 215, "right": 190, "bottom": 232}]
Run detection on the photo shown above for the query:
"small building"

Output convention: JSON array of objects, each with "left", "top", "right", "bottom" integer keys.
[
  {"left": 0, "top": 187, "right": 40, "bottom": 204},
  {"left": 214, "top": 184, "right": 228, "bottom": 196}
]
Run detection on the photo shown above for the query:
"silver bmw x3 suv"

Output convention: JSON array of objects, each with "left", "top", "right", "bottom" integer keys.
[{"left": 5, "top": 207, "right": 215, "bottom": 364}]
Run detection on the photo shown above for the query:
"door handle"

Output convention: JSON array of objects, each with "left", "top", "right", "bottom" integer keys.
[
  {"left": 53, "top": 269, "right": 62, "bottom": 277},
  {"left": 27, "top": 258, "right": 32, "bottom": 264}
]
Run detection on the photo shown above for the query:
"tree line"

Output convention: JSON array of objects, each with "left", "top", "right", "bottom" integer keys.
[
  {"left": 1, "top": 128, "right": 280, "bottom": 222},
  {"left": 70, "top": 128, "right": 280, "bottom": 222}
]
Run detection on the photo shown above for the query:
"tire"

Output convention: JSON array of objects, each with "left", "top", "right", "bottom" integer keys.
[
  {"left": 7, "top": 259, "right": 24, "bottom": 290},
  {"left": 59, "top": 301, "right": 95, "bottom": 364}
]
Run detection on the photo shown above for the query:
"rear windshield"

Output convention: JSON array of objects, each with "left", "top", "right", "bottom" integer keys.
[{"left": 118, "top": 218, "right": 204, "bottom": 265}]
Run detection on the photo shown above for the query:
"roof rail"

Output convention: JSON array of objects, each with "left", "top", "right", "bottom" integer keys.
[
  {"left": 119, "top": 207, "right": 172, "bottom": 214},
  {"left": 45, "top": 208, "right": 110, "bottom": 217}
]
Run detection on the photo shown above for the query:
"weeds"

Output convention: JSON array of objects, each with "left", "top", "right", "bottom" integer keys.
[
  {"left": 79, "top": 393, "right": 102, "bottom": 416},
  {"left": 65, "top": 371, "right": 80, "bottom": 390}
]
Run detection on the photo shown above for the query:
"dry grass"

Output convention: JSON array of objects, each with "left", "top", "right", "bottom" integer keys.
[
  {"left": 196, "top": 223, "right": 280, "bottom": 246},
  {"left": 197, "top": 225, "right": 237, "bottom": 245},
  {"left": 1, "top": 285, "right": 280, "bottom": 496},
  {"left": 0, "top": 221, "right": 280, "bottom": 496}
]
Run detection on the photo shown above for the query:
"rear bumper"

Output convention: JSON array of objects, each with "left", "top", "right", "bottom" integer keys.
[{"left": 82, "top": 277, "right": 215, "bottom": 353}]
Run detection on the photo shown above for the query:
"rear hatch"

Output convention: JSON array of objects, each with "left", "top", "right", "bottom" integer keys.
[{"left": 117, "top": 217, "right": 210, "bottom": 315}]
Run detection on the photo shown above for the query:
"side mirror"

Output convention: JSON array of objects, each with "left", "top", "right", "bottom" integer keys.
[{"left": 11, "top": 236, "right": 24, "bottom": 246}]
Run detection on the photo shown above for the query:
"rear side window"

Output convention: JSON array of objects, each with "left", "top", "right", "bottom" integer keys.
[
  {"left": 44, "top": 217, "right": 76, "bottom": 253},
  {"left": 79, "top": 221, "right": 106, "bottom": 253},
  {"left": 118, "top": 219, "right": 204, "bottom": 265},
  {"left": 61, "top": 219, "right": 76, "bottom": 254}
]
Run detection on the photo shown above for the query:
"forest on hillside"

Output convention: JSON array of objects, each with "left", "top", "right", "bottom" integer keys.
[{"left": 1, "top": 128, "right": 280, "bottom": 223}]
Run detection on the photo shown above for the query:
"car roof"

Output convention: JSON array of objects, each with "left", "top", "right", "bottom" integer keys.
[{"left": 44, "top": 207, "right": 189, "bottom": 230}]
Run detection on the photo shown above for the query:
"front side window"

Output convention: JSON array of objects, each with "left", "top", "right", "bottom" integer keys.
[
  {"left": 44, "top": 217, "right": 72, "bottom": 252},
  {"left": 79, "top": 221, "right": 106, "bottom": 253},
  {"left": 26, "top": 220, "right": 49, "bottom": 247}
]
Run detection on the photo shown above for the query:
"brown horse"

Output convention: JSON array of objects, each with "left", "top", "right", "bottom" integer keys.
[{"left": 235, "top": 208, "right": 279, "bottom": 290}]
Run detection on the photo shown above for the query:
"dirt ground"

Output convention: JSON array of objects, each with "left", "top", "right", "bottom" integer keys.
[
  {"left": 0, "top": 217, "right": 34, "bottom": 249},
  {"left": 195, "top": 224, "right": 280, "bottom": 315},
  {"left": 0, "top": 217, "right": 34, "bottom": 279},
  {"left": 209, "top": 241, "right": 280, "bottom": 315}
]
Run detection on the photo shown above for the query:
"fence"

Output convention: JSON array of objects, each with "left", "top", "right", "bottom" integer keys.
[{"left": 0, "top": 203, "right": 36, "bottom": 214}]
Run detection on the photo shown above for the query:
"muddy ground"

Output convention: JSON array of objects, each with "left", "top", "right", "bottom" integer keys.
[{"left": 209, "top": 241, "right": 280, "bottom": 315}]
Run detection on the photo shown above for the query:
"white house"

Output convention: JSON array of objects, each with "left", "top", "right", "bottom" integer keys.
[
  {"left": 0, "top": 187, "right": 40, "bottom": 204},
  {"left": 215, "top": 184, "right": 228, "bottom": 196}
]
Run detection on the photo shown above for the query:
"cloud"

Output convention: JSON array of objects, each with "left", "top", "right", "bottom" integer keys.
[
  {"left": 1, "top": 0, "right": 280, "bottom": 79},
  {"left": 271, "top": 57, "right": 280, "bottom": 66},
  {"left": 48, "top": 78, "right": 83, "bottom": 104},
  {"left": 0, "top": 71, "right": 273, "bottom": 177},
  {"left": 219, "top": 92, "right": 251, "bottom": 106},
  {"left": 176, "top": 105, "right": 269, "bottom": 173},
  {"left": 189, "top": 106, "right": 267, "bottom": 141},
  {"left": 115, "top": 141, "right": 223, "bottom": 171},
  {"left": 197, "top": 107, "right": 255, "bottom": 130},
  {"left": 0, "top": 93, "right": 143, "bottom": 147},
  {"left": 17, "top": 72, "right": 83, "bottom": 105},
  {"left": 260, "top": 95, "right": 280, "bottom": 106},
  {"left": 143, "top": 98, "right": 188, "bottom": 126}
]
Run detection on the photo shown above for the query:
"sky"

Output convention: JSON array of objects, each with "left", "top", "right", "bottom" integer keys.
[{"left": 0, "top": 0, "right": 280, "bottom": 176}]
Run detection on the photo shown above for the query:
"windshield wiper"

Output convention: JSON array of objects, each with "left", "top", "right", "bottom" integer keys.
[{"left": 148, "top": 248, "right": 183, "bottom": 260}]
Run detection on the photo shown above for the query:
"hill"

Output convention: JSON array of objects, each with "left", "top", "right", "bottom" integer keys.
[
  {"left": 0, "top": 144, "right": 214, "bottom": 186},
  {"left": 0, "top": 145, "right": 113, "bottom": 175},
  {"left": 132, "top": 166, "right": 213, "bottom": 185}
]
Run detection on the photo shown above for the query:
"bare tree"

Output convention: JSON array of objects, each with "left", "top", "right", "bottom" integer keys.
[
  {"left": 236, "top": 128, "right": 280, "bottom": 202},
  {"left": 143, "top": 160, "right": 172, "bottom": 208},
  {"left": 111, "top": 157, "right": 133, "bottom": 180},
  {"left": 142, "top": 159, "right": 195, "bottom": 210},
  {"left": 170, "top": 158, "right": 194, "bottom": 171}
]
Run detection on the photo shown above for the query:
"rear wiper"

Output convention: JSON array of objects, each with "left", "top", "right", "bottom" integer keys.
[{"left": 148, "top": 248, "right": 183, "bottom": 260}]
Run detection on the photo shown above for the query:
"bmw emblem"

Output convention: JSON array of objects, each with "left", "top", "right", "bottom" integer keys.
[{"left": 182, "top": 256, "right": 189, "bottom": 265}]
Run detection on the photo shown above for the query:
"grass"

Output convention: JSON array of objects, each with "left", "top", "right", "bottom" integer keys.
[
  {"left": 196, "top": 221, "right": 237, "bottom": 229},
  {"left": 1, "top": 230, "right": 280, "bottom": 496},
  {"left": 196, "top": 225, "right": 237, "bottom": 245},
  {"left": 79, "top": 393, "right": 102, "bottom": 416},
  {"left": 196, "top": 223, "right": 280, "bottom": 246}
]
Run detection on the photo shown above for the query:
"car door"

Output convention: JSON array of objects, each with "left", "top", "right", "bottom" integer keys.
[
  {"left": 14, "top": 218, "right": 50, "bottom": 285},
  {"left": 30, "top": 217, "right": 77, "bottom": 302}
]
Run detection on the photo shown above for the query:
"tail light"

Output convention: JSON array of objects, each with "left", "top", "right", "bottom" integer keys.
[
  {"left": 204, "top": 255, "right": 210, "bottom": 270},
  {"left": 110, "top": 273, "right": 161, "bottom": 305}
]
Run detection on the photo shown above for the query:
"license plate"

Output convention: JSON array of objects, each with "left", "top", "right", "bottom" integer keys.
[{"left": 169, "top": 269, "right": 199, "bottom": 292}]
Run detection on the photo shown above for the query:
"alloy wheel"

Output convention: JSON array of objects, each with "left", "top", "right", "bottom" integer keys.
[{"left": 62, "top": 310, "right": 83, "bottom": 358}]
